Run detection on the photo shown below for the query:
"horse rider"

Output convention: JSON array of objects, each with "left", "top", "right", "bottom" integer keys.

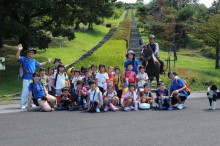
[{"left": 145, "top": 35, "right": 164, "bottom": 74}]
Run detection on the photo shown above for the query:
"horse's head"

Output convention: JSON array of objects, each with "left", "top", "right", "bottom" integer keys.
[{"left": 141, "top": 45, "right": 154, "bottom": 66}]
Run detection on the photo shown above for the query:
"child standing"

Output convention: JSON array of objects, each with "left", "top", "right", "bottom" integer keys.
[
  {"left": 136, "top": 65, "right": 149, "bottom": 90},
  {"left": 53, "top": 64, "right": 69, "bottom": 96},
  {"left": 155, "top": 81, "right": 173, "bottom": 110},
  {"left": 122, "top": 63, "right": 136, "bottom": 88},
  {"left": 57, "top": 87, "right": 73, "bottom": 111},
  {"left": 80, "top": 66, "right": 87, "bottom": 78},
  {"left": 87, "top": 80, "right": 102, "bottom": 113},
  {"left": 108, "top": 66, "right": 114, "bottom": 86},
  {"left": 90, "top": 64, "right": 97, "bottom": 81},
  {"left": 71, "top": 69, "right": 83, "bottom": 90},
  {"left": 53, "top": 58, "right": 62, "bottom": 73},
  {"left": 47, "top": 66, "right": 55, "bottom": 96},
  {"left": 82, "top": 70, "right": 91, "bottom": 90},
  {"left": 207, "top": 84, "right": 219, "bottom": 110},
  {"left": 114, "top": 67, "right": 123, "bottom": 105},
  {"left": 75, "top": 80, "right": 87, "bottom": 110},
  {"left": 103, "top": 85, "right": 119, "bottom": 112},
  {"left": 140, "top": 82, "right": 154, "bottom": 107},
  {"left": 40, "top": 68, "right": 48, "bottom": 87},
  {"left": 96, "top": 64, "right": 109, "bottom": 94},
  {"left": 122, "top": 83, "right": 138, "bottom": 111}
]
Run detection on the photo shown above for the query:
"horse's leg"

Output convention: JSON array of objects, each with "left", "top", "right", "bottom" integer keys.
[{"left": 156, "top": 73, "right": 159, "bottom": 84}]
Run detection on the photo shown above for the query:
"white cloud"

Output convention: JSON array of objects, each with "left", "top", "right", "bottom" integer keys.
[{"left": 117, "top": 0, "right": 213, "bottom": 7}]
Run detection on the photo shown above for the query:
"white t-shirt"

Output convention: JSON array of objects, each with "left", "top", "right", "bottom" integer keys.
[
  {"left": 55, "top": 73, "right": 68, "bottom": 89},
  {"left": 72, "top": 76, "right": 83, "bottom": 89},
  {"left": 136, "top": 73, "right": 149, "bottom": 88},
  {"left": 88, "top": 89, "right": 100, "bottom": 102},
  {"left": 103, "top": 91, "right": 117, "bottom": 98},
  {"left": 96, "top": 73, "right": 109, "bottom": 88}
]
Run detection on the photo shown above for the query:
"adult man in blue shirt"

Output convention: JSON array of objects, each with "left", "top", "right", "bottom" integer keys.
[
  {"left": 168, "top": 71, "right": 188, "bottom": 110},
  {"left": 16, "top": 44, "right": 52, "bottom": 110}
]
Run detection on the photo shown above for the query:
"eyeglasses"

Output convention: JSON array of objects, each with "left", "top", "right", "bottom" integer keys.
[{"left": 28, "top": 52, "right": 34, "bottom": 54}]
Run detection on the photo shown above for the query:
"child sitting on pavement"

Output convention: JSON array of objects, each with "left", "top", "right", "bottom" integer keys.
[
  {"left": 103, "top": 85, "right": 119, "bottom": 112},
  {"left": 155, "top": 81, "right": 173, "bottom": 110},
  {"left": 57, "top": 87, "right": 73, "bottom": 111}
]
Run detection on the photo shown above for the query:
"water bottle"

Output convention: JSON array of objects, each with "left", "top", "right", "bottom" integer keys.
[
  {"left": 126, "top": 78, "right": 129, "bottom": 86},
  {"left": 158, "top": 98, "right": 162, "bottom": 110},
  {"left": 161, "top": 96, "right": 164, "bottom": 104}
]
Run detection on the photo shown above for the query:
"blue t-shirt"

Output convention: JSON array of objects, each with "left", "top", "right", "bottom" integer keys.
[
  {"left": 29, "top": 82, "right": 46, "bottom": 100},
  {"left": 170, "top": 78, "right": 188, "bottom": 98},
  {"left": 19, "top": 57, "right": 40, "bottom": 80},
  {"left": 156, "top": 89, "right": 169, "bottom": 97},
  {"left": 124, "top": 59, "right": 140, "bottom": 74}
]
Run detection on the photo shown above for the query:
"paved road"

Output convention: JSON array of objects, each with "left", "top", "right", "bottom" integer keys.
[{"left": 0, "top": 97, "right": 220, "bottom": 146}]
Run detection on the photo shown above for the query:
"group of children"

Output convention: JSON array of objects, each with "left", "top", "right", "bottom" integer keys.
[{"left": 34, "top": 57, "right": 176, "bottom": 112}]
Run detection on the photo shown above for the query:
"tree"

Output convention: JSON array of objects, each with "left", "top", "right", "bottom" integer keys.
[
  {"left": 192, "top": 14, "right": 220, "bottom": 69},
  {"left": 136, "top": 0, "right": 144, "bottom": 5},
  {"left": 0, "top": 0, "right": 77, "bottom": 50}
]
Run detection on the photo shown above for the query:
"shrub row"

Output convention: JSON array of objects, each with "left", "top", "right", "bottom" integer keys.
[{"left": 111, "top": 9, "right": 132, "bottom": 47}]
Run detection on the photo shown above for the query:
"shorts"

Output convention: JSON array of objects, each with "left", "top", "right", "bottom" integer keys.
[{"left": 171, "top": 92, "right": 187, "bottom": 105}]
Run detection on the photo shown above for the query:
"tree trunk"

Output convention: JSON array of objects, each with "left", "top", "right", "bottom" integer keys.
[
  {"left": 88, "top": 23, "right": 93, "bottom": 30},
  {"left": 0, "top": 36, "right": 3, "bottom": 48},
  {"left": 216, "top": 47, "right": 219, "bottom": 69},
  {"left": 75, "top": 21, "right": 80, "bottom": 30}
]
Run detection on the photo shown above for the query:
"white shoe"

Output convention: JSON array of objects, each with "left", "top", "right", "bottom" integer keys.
[
  {"left": 21, "top": 106, "right": 26, "bottom": 110},
  {"left": 30, "top": 104, "right": 36, "bottom": 108},
  {"left": 129, "top": 106, "right": 134, "bottom": 110},
  {"left": 177, "top": 104, "right": 183, "bottom": 110}
]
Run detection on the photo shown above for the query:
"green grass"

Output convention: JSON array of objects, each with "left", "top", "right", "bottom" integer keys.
[
  {"left": 139, "top": 29, "right": 220, "bottom": 91},
  {"left": 73, "top": 40, "right": 127, "bottom": 71},
  {"left": 0, "top": 25, "right": 110, "bottom": 96}
]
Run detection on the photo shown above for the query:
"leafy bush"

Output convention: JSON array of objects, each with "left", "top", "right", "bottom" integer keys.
[{"left": 111, "top": 10, "right": 132, "bottom": 45}]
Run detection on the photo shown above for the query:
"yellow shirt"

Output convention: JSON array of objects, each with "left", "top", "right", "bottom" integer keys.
[{"left": 114, "top": 74, "right": 123, "bottom": 90}]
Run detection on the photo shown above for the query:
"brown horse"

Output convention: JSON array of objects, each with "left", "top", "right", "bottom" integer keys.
[{"left": 141, "top": 44, "right": 160, "bottom": 83}]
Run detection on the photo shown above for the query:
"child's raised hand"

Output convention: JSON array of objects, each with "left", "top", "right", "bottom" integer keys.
[{"left": 18, "top": 44, "right": 23, "bottom": 51}]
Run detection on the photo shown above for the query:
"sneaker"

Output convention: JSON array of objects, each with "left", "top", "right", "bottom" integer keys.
[
  {"left": 79, "top": 107, "right": 83, "bottom": 111},
  {"left": 96, "top": 107, "right": 100, "bottom": 113},
  {"left": 21, "top": 106, "right": 26, "bottom": 110},
  {"left": 124, "top": 107, "right": 130, "bottom": 111},
  {"left": 177, "top": 104, "right": 183, "bottom": 110},
  {"left": 168, "top": 105, "right": 173, "bottom": 111},
  {"left": 104, "top": 106, "right": 109, "bottom": 112},
  {"left": 129, "top": 106, "right": 134, "bottom": 110},
  {"left": 150, "top": 105, "right": 157, "bottom": 108},
  {"left": 109, "top": 103, "right": 117, "bottom": 111},
  {"left": 68, "top": 106, "right": 74, "bottom": 111},
  {"left": 58, "top": 106, "right": 63, "bottom": 110},
  {"left": 30, "top": 104, "right": 36, "bottom": 108}
]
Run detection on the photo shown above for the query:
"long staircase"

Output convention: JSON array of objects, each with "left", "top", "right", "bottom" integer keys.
[{"left": 128, "top": 9, "right": 157, "bottom": 92}]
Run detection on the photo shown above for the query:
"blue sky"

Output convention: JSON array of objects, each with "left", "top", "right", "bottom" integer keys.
[{"left": 118, "top": 0, "right": 213, "bottom": 8}]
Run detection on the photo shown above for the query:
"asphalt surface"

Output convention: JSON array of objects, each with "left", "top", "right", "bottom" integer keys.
[{"left": 0, "top": 98, "right": 220, "bottom": 146}]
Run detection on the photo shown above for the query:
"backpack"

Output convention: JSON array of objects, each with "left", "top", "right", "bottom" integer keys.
[
  {"left": 175, "top": 78, "right": 191, "bottom": 96},
  {"left": 30, "top": 82, "right": 44, "bottom": 106}
]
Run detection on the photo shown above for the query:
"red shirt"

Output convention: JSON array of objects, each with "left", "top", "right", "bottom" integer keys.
[
  {"left": 57, "top": 94, "right": 72, "bottom": 102},
  {"left": 124, "top": 71, "right": 136, "bottom": 83},
  {"left": 108, "top": 73, "right": 114, "bottom": 85}
]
